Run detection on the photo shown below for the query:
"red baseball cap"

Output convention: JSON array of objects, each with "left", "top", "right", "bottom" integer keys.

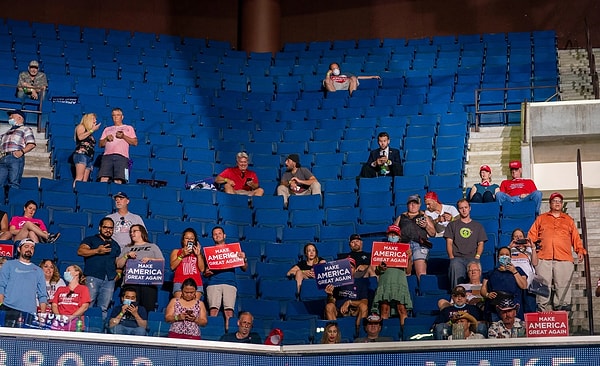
[
  {"left": 424, "top": 191, "right": 440, "bottom": 203},
  {"left": 509, "top": 160, "right": 522, "bottom": 169},
  {"left": 549, "top": 192, "right": 563, "bottom": 201},
  {"left": 480, "top": 165, "right": 491, "bottom": 173},
  {"left": 387, "top": 224, "right": 401, "bottom": 235}
]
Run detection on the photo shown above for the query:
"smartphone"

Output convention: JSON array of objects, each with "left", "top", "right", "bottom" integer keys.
[
  {"left": 187, "top": 241, "right": 194, "bottom": 251},
  {"left": 186, "top": 310, "right": 194, "bottom": 316}
]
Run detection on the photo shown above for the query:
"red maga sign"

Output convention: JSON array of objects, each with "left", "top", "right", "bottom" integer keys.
[
  {"left": 0, "top": 244, "right": 13, "bottom": 258},
  {"left": 370, "top": 242, "right": 410, "bottom": 268},
  {"left": 203, "top": 243, "right": 245, "bottom": 270},
  {"left": 524, "top": 311, "right": 569, "bottom": 337}
]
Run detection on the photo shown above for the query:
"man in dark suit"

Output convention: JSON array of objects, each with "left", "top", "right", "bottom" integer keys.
[{"left": 360, "top": 131, "right": 403, "bottom": 178}]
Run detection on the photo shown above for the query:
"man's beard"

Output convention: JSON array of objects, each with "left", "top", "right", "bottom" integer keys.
[{"left": 22, "top": 251, "right": 33, "bottom": 260}]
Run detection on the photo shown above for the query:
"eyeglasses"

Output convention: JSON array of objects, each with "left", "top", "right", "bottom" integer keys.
[
  {"left": 551, "top": 199, "right": 563, "bottom": 203},
  {"left": 131, "top": 229, "right": 141, "bottom": 233},
  {"left": 120, "top": 217, "right": 126, "bottom": 225},
  {"left": 239, "top": 321, "right": 253, "bottom": 327}
]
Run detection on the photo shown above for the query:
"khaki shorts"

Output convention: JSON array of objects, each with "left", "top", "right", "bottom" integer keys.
[{"left": 206, "top": 284, "right": 237, "bottom": 311}]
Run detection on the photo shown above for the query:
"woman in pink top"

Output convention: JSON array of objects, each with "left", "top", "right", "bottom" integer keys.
[{"left": 9, "top": 200, "right": 60, "bottom": 243}]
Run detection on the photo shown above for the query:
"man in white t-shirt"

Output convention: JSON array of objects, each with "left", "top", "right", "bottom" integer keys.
[{"left": 424, "top": 191, "right": 459, "bottom": 237}]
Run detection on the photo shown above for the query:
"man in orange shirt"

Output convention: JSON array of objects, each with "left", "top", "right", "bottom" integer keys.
[{"left": 527, "top": 192, "right": 586, "bottom": 311}]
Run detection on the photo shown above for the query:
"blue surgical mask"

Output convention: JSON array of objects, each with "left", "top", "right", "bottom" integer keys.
[
  {"left": 8, "top": 119, "right": 16, "bottom": 127},
  {"left": 454, "top": 303, "right": 467, "bottom": 309},
  {"left": 123, "top": 299, "right": 133, "bottom": 306},
  {"left": 63, "top": 271, "right": 73, "bottom": 283},
  {"left": 387, "top": 235, "right": 400, "bottom": 243}
]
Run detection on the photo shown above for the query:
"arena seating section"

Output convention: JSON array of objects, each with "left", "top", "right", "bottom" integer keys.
[{"left": 0, "top": 18, "right": 557, "bottom": 343}]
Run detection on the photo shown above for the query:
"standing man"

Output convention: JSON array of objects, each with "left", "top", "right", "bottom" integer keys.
[
  {"left": 203, "top": 226, "right": 247, "bottom": 326},
  {"left": 424, "top": 191, "right": 459, "bottom": 237},
  {"left": 219, "top": 311, "right": 262, "bottom": 344},
  {"left": 215, "top": 152, "right": 264, "bottom": 196},
  {"left": 0, "top": 238, "right": 47, "bottom": 326},
  {"left": 445, "top": 199, "right": 488, "bottom": 288},
  {"left": 323, "top": 62, "right": 380, "bottom": 96},
  {"left": 16, "top": 60, "right": 48, "bottom": 100},
  {"left": 496, "top": 160, "right": 542, "bottom": 214},
  {"left": 277, "top": 154, "right": 321, "bottom": 207},
  {"left": 360, "top": 131, "right": 402, "bottom": 178},
  {"left": 338, "top": 234, "right": 374, "bottom": 278},
  {"left": 98, "top": 107, "right": 137, "bottom": 184},
  {"left": 77, "top": 218, "right": 127, "bottom": 320},
  {"left": 0, "top": 110, "right": 36, "bottom": 191},
  {"left": 106, "top": 192, "right": 146, "bottom": 249},
  {"left": 528, "top": 192, "right": 586, "bottom": 311}
]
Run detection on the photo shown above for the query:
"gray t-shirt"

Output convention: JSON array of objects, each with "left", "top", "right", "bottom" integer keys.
[
  {"left": 444, "top": 219, "right": 488, "bottom": 258},
  {"left": 106, "top": 212, "right": 146, "bottom": 249},
  {"left": 122, "top": 243, "right": 164, "bottom": 261},
  {"left": 281, "top": 167, "right": 314, "bottom": 191}
]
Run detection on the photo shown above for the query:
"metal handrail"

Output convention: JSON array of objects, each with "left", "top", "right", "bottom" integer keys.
[{"left": 0, "top": 83, "right": 45, "bottom": 132}]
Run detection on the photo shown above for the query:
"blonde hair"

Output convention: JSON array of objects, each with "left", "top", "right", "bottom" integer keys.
[
  {"left": 69, "top": 264, "right": 87, "bottom": 285},
  {"left": 79, "top": 113, "right": 97, "bottom": 131}
]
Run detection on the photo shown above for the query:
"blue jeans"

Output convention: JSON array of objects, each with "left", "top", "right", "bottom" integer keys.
[
  {"left": 87, "top": 276, "right": 116, "bottom": 320},
  {"left": 496, "top": 190, "right": 542, "bottom": 214},
  {"left": 0, "top": 154, "right": 25, "bottom": 189},
  {"left": 109, "top": 324, "right": 147, "bottom": 336}
]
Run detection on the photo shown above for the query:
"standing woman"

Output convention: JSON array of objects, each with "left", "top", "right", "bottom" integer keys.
[
  {"left": 50, "top": 264, "right": 91, "bottom": 331},
  {"left": 372, "top": 225, "right": 413, "bottom": 327},
  {"left": 121, "top": 224, "right": 165, "bottom": 313},
  {"left": 286, "top": 242, "right": 326, "bottom": 293},
  {"left": 39, "top": 259, "right": 66, "bottom": 310},
  {"left": 165, "top": 278, "right": 207, "bottom": 340},
  {"left": 170, "top": 228, "right": 205, "bottom": 299},
  {"left": 73, "top": 113, "right": 101, "bottom": 185}
]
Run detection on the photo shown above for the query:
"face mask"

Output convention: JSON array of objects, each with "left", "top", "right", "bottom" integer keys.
[
  {"left": 454, "top": 303, "right": 467, "bottom": 309},
  {"left": 332, "top": 68, "right": 340, "bottom": 76},
  {"left": 387, "top": 235, "right": 400, "bottom": 243},
  {"left": 498, "top": 255, "right": 511, "bottom": 266},
  {"left": 123, "top": 299, "right": 133, "bottom": 306},
  {"left": 8, "top": 119, "right": 16, "bottom": 127},
  {"left": 63, "top": 271, "right": 73, "bottom": 283}
]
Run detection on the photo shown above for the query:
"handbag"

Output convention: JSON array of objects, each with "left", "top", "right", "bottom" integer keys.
[{"left": 528, "top": 274, "right": 551, "bottom": 298}]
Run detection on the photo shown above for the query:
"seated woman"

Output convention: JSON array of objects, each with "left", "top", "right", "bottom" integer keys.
[
  {"left": 9, "top": 200, "right": 60, "bottom": 243},
  {"left": 468, "top": 165, "right": 500, "bottom": 203},
  {"left": 438, "top": 260, "right": 484, "bottom": 310},
  {"left": 39, "top": 259, "right": 66, "bottom": 311},
  {"left": 164, "top": 278, "right": 207, "bottom": 340},
  {"left": 50, "top": 264, "right": 90, "bottom": 331},
  {"left": 286, "top": 243, "right": 326, "bottom": 293},
  {"left": 481, "top": 247, "right": 528, "bottom": 322},
  {"left": 320, "top": 322, "right": 342, "bottom": 344}
]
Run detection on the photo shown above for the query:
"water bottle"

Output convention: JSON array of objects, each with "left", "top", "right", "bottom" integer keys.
[
  {"left": 442, "top": 327, "right": 449, "bottom": 340},
  {"left": 16, "top": 314, "right": 24, "bottom": 328},
  {"left": 451, "top": 323, "right": 465, "bottom": 340},
  {"left": 76, "top": 318, "right": 83, "bottom": 332}
]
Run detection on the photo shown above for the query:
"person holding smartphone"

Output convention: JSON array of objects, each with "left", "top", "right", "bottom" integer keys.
[
  {"left": 170, "top": 228, "right": 205, "bottom": 299},
  {"left": 481, "top": 247, "right": 527, "bottom": 322},
  {"left": 108, "top": 287, "right": 147, "bottom": 335},
  {"left": 165, "top": 278, "right": 207, "bottom": 340}
]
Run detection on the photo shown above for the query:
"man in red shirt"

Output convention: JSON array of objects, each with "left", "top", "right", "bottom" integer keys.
[
  {"left": 496, "top": 160, "right": 542, "bottom": 214},
  {"left": 527, "top": 192, "right": 585, "bottom": 311},
  {"left": 215, "top": 152, "right": 264, "bottom": 196}
]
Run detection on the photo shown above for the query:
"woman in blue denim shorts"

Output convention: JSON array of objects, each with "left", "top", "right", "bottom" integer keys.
[{"left": 73, "top": 113, "right": 101, "bottom": 185}]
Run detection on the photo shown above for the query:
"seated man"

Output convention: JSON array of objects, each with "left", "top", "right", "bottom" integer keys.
[
  {"left": 495, "top": 160, "right": 542, "bottom": 214},
  {"left": 354, "top": 313, "right": 393, "bottom": 343},
  {"left": 447, "top": 312, "right": 485, "bottom": 340},
  {"left": 16, "top": 60, "right": 47, "bottom": 100},
  {"left": 432, "top": 285, "right": 486, "bottom": 340},
  {"left": 219, "top": 311, "right": 262, "bottom": 344},
  {"left": 323, "top": 62, "right": 380, "bottom": 96},
  {"left": 215, "top": 152, "right": 264, "bottom": 196},
  {"left": 359, "top": 132, "right": 402, "bottom": 178},
  {"left": 325, "top": 258, "right": 369, "bottom": 335},
  {"left": 276, "top": 154, "right": 321, "bottom": 206},
  {"left": 487, "top": 298, "right": 526, "bottom": 338},
  {"left": 108, "top": 287, "right": 148, "bottom": 336},
  {"left": 424, "top": 191, "right": 459, "bottom": 237}
]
